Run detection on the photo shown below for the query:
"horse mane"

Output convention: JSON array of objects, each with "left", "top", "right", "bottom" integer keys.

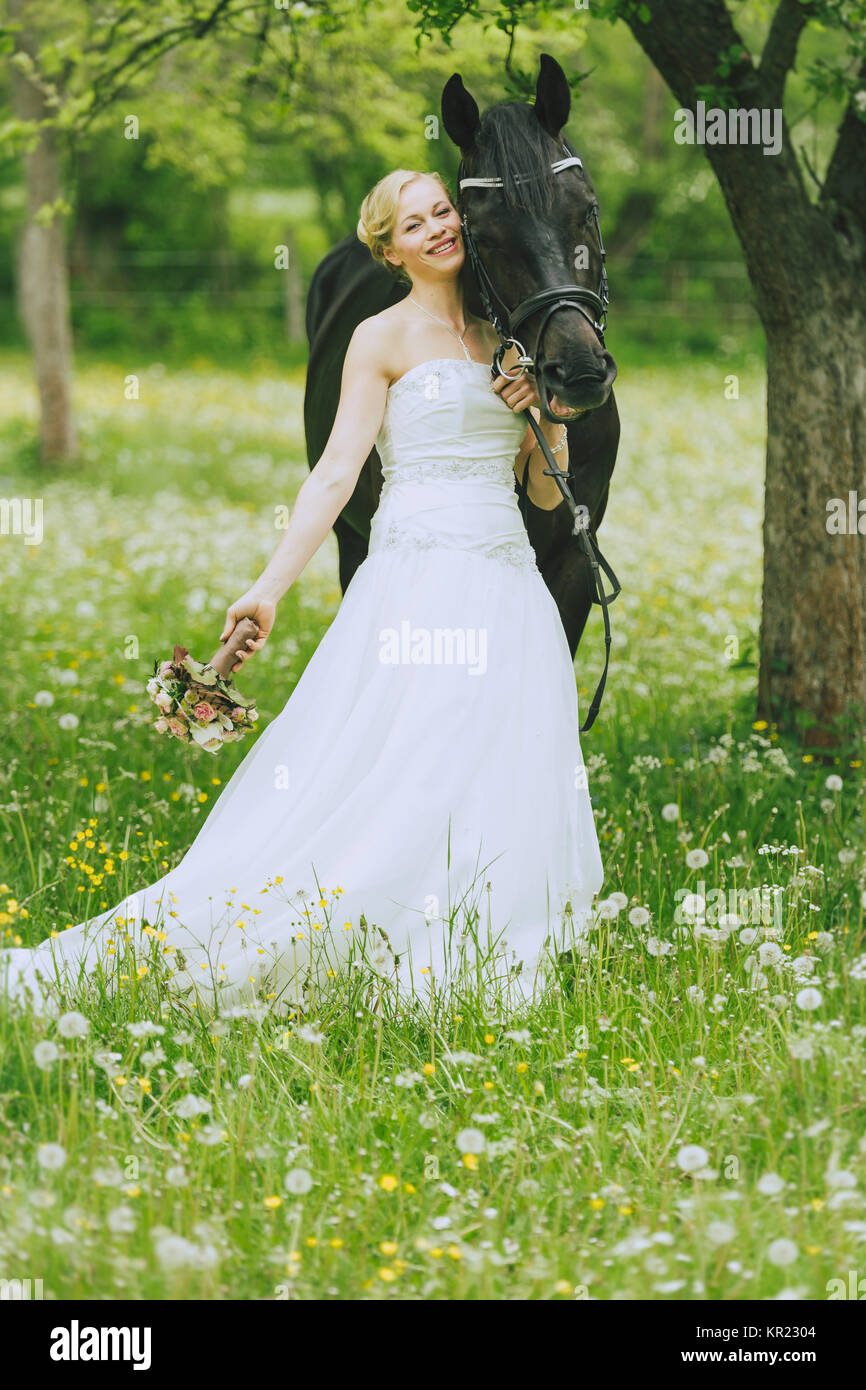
[{"left": 470, "top": 100, "right": 560, "bottom": 216}]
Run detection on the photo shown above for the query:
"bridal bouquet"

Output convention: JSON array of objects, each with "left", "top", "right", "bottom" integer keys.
[{"left": 147, "top": 617, "right": 261, "bottom": 754}]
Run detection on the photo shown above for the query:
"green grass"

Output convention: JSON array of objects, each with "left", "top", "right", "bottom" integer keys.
[{"left": 0, "top": 347, "right": 864, "bottom": 1301}]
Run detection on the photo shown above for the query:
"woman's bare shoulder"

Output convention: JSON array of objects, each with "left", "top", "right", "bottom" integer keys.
[{"left": 351, "top": 302, "right": 412, "bottom": 376}]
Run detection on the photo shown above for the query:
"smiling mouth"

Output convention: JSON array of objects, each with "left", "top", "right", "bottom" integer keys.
[{"left": 427, "top": 236, "right": 458, "bottom": 257}]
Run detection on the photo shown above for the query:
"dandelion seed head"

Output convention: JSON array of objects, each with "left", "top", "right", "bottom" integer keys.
[
  {"left": 36, "top": 1143, "right": 67, "bottom": 1171},
  {"left": 676, "top": 1144, "right": 709, "bottom": 1173},
  {"left": 57, "top": 1011, "right": 90, "bottom": 1039},
  {"left": 795, "top": 987, "right": 822, "bottom": 1012},
  {"left": 767, "top": 1238, "right": 798, "bottom": 1267}
]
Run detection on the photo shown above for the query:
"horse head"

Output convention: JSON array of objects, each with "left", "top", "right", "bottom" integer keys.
[{"left": 442, "top": 53, "right": 617, "bottom": 420}]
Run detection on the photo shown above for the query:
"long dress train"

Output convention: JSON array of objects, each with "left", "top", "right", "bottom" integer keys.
[{"left": 1, "top": 354, "right": 604, "bottom": 1016}]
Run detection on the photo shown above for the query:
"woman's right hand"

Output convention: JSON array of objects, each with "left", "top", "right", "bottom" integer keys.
[{"left": 220, "top": 587, "right": 277, "bottom": 672}]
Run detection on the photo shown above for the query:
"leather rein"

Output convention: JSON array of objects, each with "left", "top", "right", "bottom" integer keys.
[{"left": 457, "top": 136, "right": 621, "bottom": 733}]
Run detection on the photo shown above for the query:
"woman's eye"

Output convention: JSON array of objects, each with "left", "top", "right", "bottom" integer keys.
[{"left": 408, "top": 208, "right": 449, "bottom": 230}]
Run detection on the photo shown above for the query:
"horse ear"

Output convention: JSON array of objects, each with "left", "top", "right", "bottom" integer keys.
[
  {"left": 441, "top": 73, "right": 481, "bottom": 150},
  {"left": 534, "top": 52, "right": 571, "bottom": 138}
]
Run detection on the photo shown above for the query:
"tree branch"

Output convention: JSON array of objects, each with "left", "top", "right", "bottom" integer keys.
[
  {"left": 614, "top": 0, "right": 818, "bottom": 308},
  {"left": 821, "top": 62, "right": 866, "bottom": 236},
  {"left": 80, "top": 0, "right": 240, "bottom": 129},
  {"left": 759, "top": 0, "right": 813, "bottom": 108},
  {"left": 605, "top": 0, "right": 754, "bottom": 111}
]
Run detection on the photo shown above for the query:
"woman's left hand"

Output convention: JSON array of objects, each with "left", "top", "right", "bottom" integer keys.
[{"left": 491, "top": 367, "right": 540, "bottom": 414}]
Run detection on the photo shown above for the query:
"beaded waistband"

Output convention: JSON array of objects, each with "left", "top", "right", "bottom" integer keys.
[{"left": 381, "top": 455, "right": 517, "bottom": 486}]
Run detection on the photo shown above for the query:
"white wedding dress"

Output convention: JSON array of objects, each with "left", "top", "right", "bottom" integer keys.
[{"left": 1, "top": 355, "right": 604, "bottom": 1016}]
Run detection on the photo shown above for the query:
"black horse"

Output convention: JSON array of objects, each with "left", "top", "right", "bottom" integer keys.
[{"left": 304, "top": 54, "right": 619, "bottom": 660}]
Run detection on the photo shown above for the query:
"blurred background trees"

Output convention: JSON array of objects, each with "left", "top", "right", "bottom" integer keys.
[{"left": 1, "top": 0, "right": 774, "bottom": 388}]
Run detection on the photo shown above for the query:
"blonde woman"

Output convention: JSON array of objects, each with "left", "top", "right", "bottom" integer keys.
[{"left": 2, "top": 169, "right": 604, "bottom": 1018}]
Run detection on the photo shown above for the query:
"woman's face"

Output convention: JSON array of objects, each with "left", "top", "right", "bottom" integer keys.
[{"left": 384, "top": 178, "right": 464, "bottom": 280}]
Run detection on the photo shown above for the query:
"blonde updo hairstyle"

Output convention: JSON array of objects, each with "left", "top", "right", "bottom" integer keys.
[{"left": 357, "top": 169, "right": 454, "bottom": 286}]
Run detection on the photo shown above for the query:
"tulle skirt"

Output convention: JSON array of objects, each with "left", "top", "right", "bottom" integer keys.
[{"left": 2, "top": 479, "right": 604, "bottom": 1017}]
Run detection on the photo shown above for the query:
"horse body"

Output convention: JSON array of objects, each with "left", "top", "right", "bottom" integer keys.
[{"left": 303, "top": 55, "right": 620, "bottom": 662}]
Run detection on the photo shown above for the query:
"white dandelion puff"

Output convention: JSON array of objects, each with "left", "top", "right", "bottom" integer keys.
[
  {"left": 284, "top": 1168, "right": 313, "bottom": 1195},
  {"left": 685, "top": 848, "right": 709, "bottom": 870},
  {"left": 757, "top": 1173, "right": 785, "bottom": 1196},
  {"left": 456, "top": 1128, "right": 486, "bottom": 1155},
  {"left": 758, "top": 942, "right": 784, "bottom": 967},
  {"left": 57, "top": 1011, "right": 91, "bottom": 1039},
  {"left": 795, "top": 987, "right": 822, "bottom": 1012},
  {"left": 676, "top": 1144, "right": 710, "bottom": 1173},
  {"left": 33, "top": 1040, "right": 60, "bottom": 1069},
  {"left": 767, "top": 1238, "right": 798, "bottom": 1267},
  {"left": 174, "top": 1094, "right": 211, "bottom": 1119},
  {"left": 36, "top": 1143, "right": 67, "bottom": 1171},
  {"left": 705, "top": 1220, "right": 735, "bottom": 1245},
  {"left": 106, "top": 1204, "right": 137, "bottom": 1234},
  {"left": 646, "top": 936, "right": 673, "bottom": 956}
]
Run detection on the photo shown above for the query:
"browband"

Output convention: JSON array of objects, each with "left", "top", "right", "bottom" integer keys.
[{"left": 458, "top": 154, "right": 583, "bottom": 189}]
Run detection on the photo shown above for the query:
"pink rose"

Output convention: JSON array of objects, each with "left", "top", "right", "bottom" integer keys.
[
  {"left": 193, "top": 701, "right": 216, "bottom": 722},
  {"left": 155, "top": 690, "right": 173, "bottom": 713},
  {"left": 167, "top": 717, "right": 188, "bottom": 738},
  {"left": 153, "top": 717, "right": 169, "bottom": 733}
]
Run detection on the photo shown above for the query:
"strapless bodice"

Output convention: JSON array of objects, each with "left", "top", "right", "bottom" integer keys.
[
  {"left": 368, "top": 357, "right": 539, "bottom": 574},
  {"left": 375, "top": 357, "right": 528, "bottom": 488}
]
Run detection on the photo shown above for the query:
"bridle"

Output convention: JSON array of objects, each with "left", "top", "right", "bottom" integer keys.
[
  {"left": 457, "top": 136, "right": 609, "bottom": 401},
  {"left": 456, "top": 134, "right": 621, "bottom": 733}
]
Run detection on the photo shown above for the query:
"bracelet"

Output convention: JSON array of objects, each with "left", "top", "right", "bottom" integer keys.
[{"left": 550, "top": 424, "right": 568, "bottom": 455}]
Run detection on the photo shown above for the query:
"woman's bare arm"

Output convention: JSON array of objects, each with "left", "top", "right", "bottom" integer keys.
[
  {"left": 219, "top": 320, "right": 390, "bottom": 666},
  {"left": 513, "top": 408, "right": 570, "bottom": 511}
]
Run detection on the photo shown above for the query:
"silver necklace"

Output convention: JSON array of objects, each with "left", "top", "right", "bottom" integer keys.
[{"left": 408, "top": 295, "right": 473, "bottom": 361}]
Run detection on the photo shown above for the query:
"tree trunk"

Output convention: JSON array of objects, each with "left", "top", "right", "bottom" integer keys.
[
  {"left": 758, "top": 308, "right": 866, "bottom": 746},
  {"left": 615, "top": 0, "right": 866, "bottom": 743},
  {"left": 9, "top": 0, "right": 78, "bottom": 462}
]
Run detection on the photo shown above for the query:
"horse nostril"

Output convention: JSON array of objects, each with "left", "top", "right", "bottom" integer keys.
[
  {"left": 543, "top": 359, "right": 568, "bottom": 390},
  {"left": 544, "top": 355, "right": 609, "bottom": 389}
]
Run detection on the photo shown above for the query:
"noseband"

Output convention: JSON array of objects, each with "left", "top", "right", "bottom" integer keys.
[{"left": 456, "top": 135, "right": 620, "bottom": 734}]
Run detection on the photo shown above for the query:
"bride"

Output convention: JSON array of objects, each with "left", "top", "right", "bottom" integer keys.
[{"left": 1, "top": 168, "right": 604, "bottom": 1017}]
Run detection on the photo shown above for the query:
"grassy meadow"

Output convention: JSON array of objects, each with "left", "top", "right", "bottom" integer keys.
[{"left": 0, "top": 345, "right": 864, "bottom": 1301}]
